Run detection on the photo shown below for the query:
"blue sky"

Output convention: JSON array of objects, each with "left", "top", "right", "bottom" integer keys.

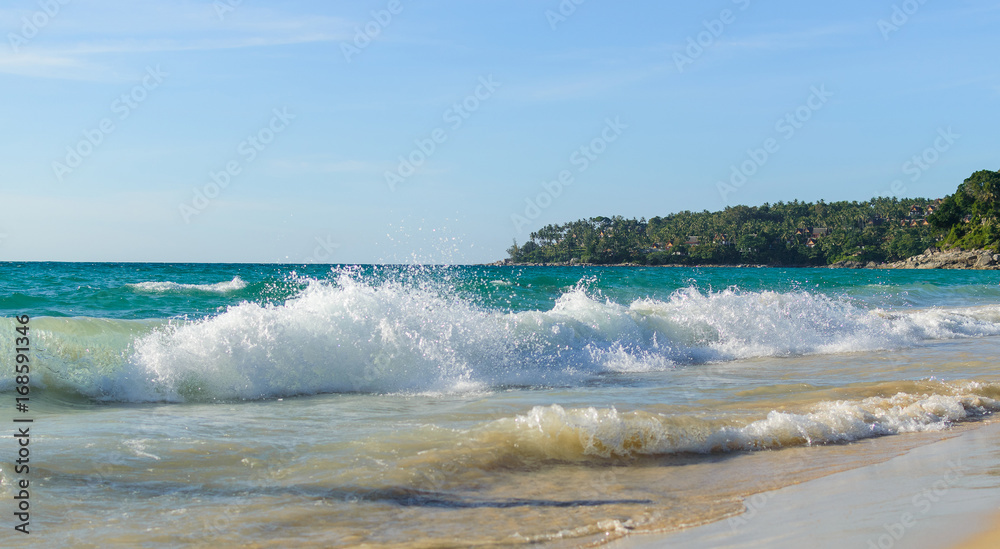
[{"left": 1, "top": 0, "right": 998, "bottom": 263}]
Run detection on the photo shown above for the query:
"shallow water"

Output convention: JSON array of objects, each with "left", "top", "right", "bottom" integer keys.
[{"left": 1, "top": 264, "right": 998, "bottom": 547}]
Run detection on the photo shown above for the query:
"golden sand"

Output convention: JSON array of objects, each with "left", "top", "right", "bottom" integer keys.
[
  {"left": 609, "top": 421, "right": 1000, "bottom": 549},
  {"left": 954, "top": 513, "right": 1000, "bottom": 549}
]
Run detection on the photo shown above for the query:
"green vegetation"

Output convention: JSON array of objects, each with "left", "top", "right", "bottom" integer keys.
[
  {"left": 507, "top": 169, "right": 1000, "bottom": 266},
  {"left": 927, "top": 169, "right": 1000, "bottom": 252}
]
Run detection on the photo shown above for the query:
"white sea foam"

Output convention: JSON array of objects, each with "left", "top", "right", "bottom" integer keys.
[
  {"left": 483, "top": 383, "right": 1000, "bottom": 459},
  {"left": 14, "top": 274, "right": 1000, "bottom": 401},
  {"left": 127, "top": 276, "right": 248, "bottom": 294}
]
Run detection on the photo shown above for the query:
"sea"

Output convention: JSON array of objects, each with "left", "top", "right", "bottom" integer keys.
[{"left": 1, "top": 263, "right": 999, "bottom": 547}]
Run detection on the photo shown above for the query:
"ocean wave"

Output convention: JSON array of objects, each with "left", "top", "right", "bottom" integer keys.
[
  {"left": 7, "top": 273, "right": 1000, "bottom": 401},
  {"left": 126, "top": 276, "right": 248, "bottom": 294},
  {"left": 408, "top": 381, "right": 1000, "bottom": 470}
]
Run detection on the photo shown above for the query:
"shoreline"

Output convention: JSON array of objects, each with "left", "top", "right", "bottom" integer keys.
[
  {"left": 605, "top": 420, "right": 1000, "bottom": 549},
  {"left": 485, "top": 247, "right": 1000, "bottom": 270}
]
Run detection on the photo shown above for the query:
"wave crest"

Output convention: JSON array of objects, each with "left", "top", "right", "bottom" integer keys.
[
  {"left": 472, "top": 381, "right": 1000, "bottom": 461},
  {"left": 126, "top": 276, "right": 248, "bottom": 294},
  {"left": 10, "top": 274, "right": 1000, "bottom": 401}
]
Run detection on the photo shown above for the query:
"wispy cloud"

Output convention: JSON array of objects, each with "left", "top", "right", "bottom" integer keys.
[
  {"left": 1, "top": 1, "right": 351, "bottom": 79},
  {"left": 1, "top": 0, "right": 348, "bottom": 36},
  {"left": 721, "top": 22, "right": 869, "bottom": 51},
  {"left": 0, "top": 50, "right": 103, "bottom": 79},
  {"left": 510, "top": 21, "right": 866, "bottom": 101},
  {"left": 645, "top": 20, "right": 869, "bottom": 65}
]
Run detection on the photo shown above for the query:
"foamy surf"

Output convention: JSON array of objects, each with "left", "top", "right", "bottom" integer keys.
[
  {"left": 9, "top": 273, "right": 1000, "bottom": 402},
  {"left": 126, "top": 276, "right": 248, "bottom": 294},
  {"left": 436, "top": 380, "right": 1000, "bottom": 465}
]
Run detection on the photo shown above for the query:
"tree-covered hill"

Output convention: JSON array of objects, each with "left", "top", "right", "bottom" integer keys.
[
  {"left": 927, "top": 169, "right": 1000, "bottom": 251},
  {"left": 506, "top": 169, "right": 1000, "bottom": 266}
]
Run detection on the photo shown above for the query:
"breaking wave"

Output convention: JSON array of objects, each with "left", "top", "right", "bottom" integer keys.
[
  {"left": 7, "top": 273, "right": 1000, "bottom": 402},
  {"left": 126, "top": 276, "right": 248, "bottom": 294},
  {"left": 391, "top": 380, "right": 1000, "bottom": 475}
]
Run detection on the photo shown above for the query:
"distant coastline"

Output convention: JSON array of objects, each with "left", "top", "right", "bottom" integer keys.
[
  {"left": 829, "top": 247, "right": 1000, "bottom": 270},
  {"left": 502, "top": 169, "right": 1000, "bottom": 270},
  {"left": 487, "top": 247, "right": 1000, "bottom": 270}
]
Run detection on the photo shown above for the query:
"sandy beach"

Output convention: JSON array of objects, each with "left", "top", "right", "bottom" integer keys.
[
  {"left": 7, "top": 265, "right": 999, "bottom": 547},
  {"left": 956, "top": 511, "right": 1000, "bottom": 549},
  {"left": 607, "top": 421, "right": 1000, "bottom": 549}
]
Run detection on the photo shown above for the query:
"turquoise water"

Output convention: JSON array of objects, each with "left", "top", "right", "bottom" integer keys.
[
  {"left": 4, "top": 263, "right": 1000, "bottom": 319},
  {"left": 1, "top": 263, "right": 999, "bottom": 547}
]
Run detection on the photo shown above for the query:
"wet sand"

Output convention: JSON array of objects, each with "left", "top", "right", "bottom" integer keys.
[
  {"left": 955, "top": 511, "right": 1000, "bottom": 549},
  {"left": 607, "top": 421, "right": 1000, "bottom": 549}
]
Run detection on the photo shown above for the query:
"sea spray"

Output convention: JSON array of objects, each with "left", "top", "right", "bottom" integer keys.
[{"left": 7, "top": 272, "right": 1000, "bottom": 402}]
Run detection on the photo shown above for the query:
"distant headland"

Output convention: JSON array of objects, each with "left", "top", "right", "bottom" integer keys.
[{"left": 497, "top": 169, "right": 1000, "bottom": 270}]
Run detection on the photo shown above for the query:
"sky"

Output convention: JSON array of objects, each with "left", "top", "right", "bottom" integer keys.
[{"left": 1, "top": 0, "right": 998, "bottom": 264}]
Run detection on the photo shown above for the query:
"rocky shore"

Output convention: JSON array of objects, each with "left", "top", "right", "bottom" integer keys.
[
  {"left": 483, "top": 259, "right": 643, "bottom": 267},
  {"left": 828, "top": 248, "right": 1000, "bottom": 270},
  {"left": 486, "top": 248, "right": 1000, "bottom": 270},
  {"left": 484, "top": 259, "right": 781, "bottom": 268}
]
